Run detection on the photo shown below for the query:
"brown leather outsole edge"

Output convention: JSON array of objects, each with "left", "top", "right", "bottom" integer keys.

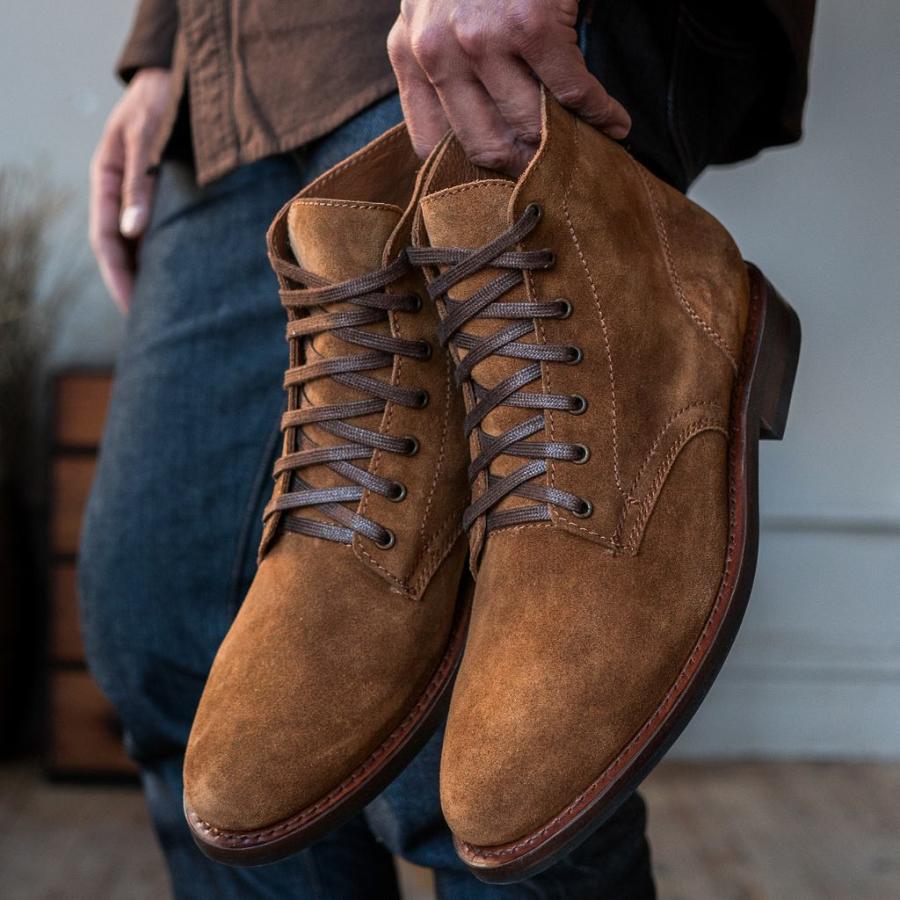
[
  {"left": 455, "top": 263, "right": 801, "bottom": 883},
  {"left": 185, "top": 577, "right": 473, "bottom": 867}
]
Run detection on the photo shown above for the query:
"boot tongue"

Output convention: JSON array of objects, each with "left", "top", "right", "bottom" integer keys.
[
  {"left": 285, "top": 198, "right": 403, "bottom": 494},
  {"left": 288, "top": 198, "right": 401, "bottom": 280},
  {"left": 419, "top": 179, "right": 514, "bottom": 257},
  {"left": 420, "top": 180, "right": 543, "bottom": 504}
]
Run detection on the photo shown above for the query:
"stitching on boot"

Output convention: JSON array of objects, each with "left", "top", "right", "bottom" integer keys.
[
  {"left": 563, "top": 120, "right": 624, "bottom": 500},
  {"left": 421, "top": 179, "right": 513, "bottom": 204},
  {"left": 355, "top": 297, "right": 459, "bottom": 595},
  {"left": 310, "top": 127, "right": 407, "bottom": 193},
  {"left": 625, "top": 400, "right": 725, "bottom": 498},
  {"left": 545, "top": 120, "right": 622, "bottom": 544},
  {"left": 409, "top": 521, "right": 464, "bottom": 597},
  {"left": 632, "top": 161, "right": 739, "bottom": 372},
  {"left": 357, "top": 512, "right": 463, "bottom": 600},
  {"left": 491, "top": 520, "right": 621, "bottom": 553},
  {"left": 290, "top": 199, "right": 405, "bottom": 212},
  {"left": 622, "top": 422, "right": 728, "bottom": 550}
]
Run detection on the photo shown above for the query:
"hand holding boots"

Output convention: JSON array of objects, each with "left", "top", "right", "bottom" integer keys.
[{"left": 387, "top": 0, "right": 631, "bottom": 174}]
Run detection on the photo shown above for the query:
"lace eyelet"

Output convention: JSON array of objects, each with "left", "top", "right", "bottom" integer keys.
[
  {"left": 556, "top": 299, "right": 573, "bottom": 319},
  {"left": 386, "top": 482, "right": 407, "bottom": 502},
  {"left": 572, "top": 443, "right": 591, "bottom": 464},
  {"left": 418, "top": 341, "right": 433, "bottom": 361},
  {"left": 565, "top": 346, "right": 583, "bottom": 365},
  {"left": 542, "top": 251, "right": 557, "bottom": 269},
  {"left": 573, "top": 499, "right": 593, "bottom": 518},
  {"left": 525, "top": 202, "right": 543, "bottom": 222},
  {"left": 375, "top": 529, "right": 396, "bottom": 549},
  {"left": 403, "top": 436, "right": 420, "bottom": 456},
  {"left": 570, "top": 394, "right": 588, "bottom": 415},
  {"left": 412, "top": 390, "right": 430, "bottom": 408},
  {"left": 409, "top": 294, "right": 423, "bottom": 313}
]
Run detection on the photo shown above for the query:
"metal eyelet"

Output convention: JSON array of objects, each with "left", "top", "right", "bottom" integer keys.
[
  {"left": 418, "top": 341, "right": 433, "bottom": 361},
  {"left": 570, "top": 394, "right": 588, "bottom": 415},
  {"left": 572, "top": 443, "right": 591, "bottom": 464},
  {"left": 565, "top": 346, "right": 583, "bottom": 365},
  {"left": 573, "top": 499, "right": 593, "bottom": 518},
  {"left": 525, "top": 202, "right": 543, "bottom": 222},
  {"left": 412, "top": 390, "right": 429, "bottom": 408},
  {"left": 409, "top": 294, "right": 423, "bottom": 313},
  {"left": 542, "top": 251, "right": 556, "bottom": 269},
  {"left": 403, "top": 436, "right": 420, "bottom": 456},
  {"left": 375, "top": 529, "right": 396, "bottom": 549},
  {"left": 556, "top": 299, "right": 573, "bottom": 319},
  {"left": 386, "top": 482, "right": 407, "bottom": 502}
]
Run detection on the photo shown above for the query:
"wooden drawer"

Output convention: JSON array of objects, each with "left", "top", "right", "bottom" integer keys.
[
  {"left": 46, "top": 669, "right": 135, "bottom": 776},
  {"left": 55, "top": 374, "right": 113, "bottom": 448},
  {"left": 51, "top": 455, "right": 97, "bottom": 556},
  {"left": 50, "top": 563, "right": 83, "bottom": 663}
]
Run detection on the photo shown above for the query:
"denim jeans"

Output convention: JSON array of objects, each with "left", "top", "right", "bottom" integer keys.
[{"left": 80, "top": 6, "right": 783, "bottom": 896}]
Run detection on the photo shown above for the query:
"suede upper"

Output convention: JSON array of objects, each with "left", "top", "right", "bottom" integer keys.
[
  {"left": 414, "top": 97, "right": 750, "bottom": 847},
  {"left": 185, "top": 530, "right": 465, "bottom": 832},
  {"left": 184, "top": 125, "right": 469, "bottom": 834}
]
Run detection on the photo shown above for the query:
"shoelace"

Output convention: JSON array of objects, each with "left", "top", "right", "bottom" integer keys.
[
  {"left": 264, "top": 251, "right": 431, "bottom": 549},
  {"left": 409, "top": 203, "right": 592, "bottom": 533}
]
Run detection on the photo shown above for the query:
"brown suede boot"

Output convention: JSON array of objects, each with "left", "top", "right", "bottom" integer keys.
[
  {"left": 183, "top": 125, "right": 470, "bottom": 865},
  {"left": 409, "top": 94, "right": 800, "bottom": 882}
]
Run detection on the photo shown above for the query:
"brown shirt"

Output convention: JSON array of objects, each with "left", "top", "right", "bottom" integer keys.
[
  {"left": 118, "top": 0, "right": 815, "bottom": 187},
  {"left": 118, "top": 0, "right": 398, "bottom": 185}
]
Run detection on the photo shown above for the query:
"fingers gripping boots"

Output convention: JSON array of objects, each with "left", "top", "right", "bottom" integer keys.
[
  {"left": 410, "top": 95, "right": 800, "bottom": 881},
  {"left": 183, "top": 126, "right": 471, "bottom": 865}
]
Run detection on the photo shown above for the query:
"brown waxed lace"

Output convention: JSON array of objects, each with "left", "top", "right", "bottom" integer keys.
[
  {"left": 408, "top": 203, "right": 592, "bottom": 533},
  {"left": 264, "top": 251, "right": 431, "bottom": 548}
]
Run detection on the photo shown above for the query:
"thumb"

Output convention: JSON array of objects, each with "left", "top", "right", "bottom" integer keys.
[{"left": 119, "top": 126, "right": 156, "bottom": 238}]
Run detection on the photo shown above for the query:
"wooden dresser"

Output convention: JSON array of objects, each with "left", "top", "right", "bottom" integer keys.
[{"left": 46, "top": 371, "right": 136, "bottom": 778}]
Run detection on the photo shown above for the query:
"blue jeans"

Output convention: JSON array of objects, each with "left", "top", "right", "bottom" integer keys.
[{"left": 79, "top": 93, "right": 655, "bottom": 898}]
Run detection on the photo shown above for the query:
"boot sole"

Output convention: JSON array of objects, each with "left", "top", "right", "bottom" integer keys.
[
  {"left": 185, "top": 574, "right": 473, "bottom": 866},
  {"left": 454, "top": 263, "right": 801, "bottom": 883}
]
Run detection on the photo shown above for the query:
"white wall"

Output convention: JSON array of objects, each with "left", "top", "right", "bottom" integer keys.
[
  {"left": 1, "top": 1, "right": 897, "bottom": 757},
  {"left": 0, "top": 0, "right": 131, "bottom": 363},
  {"left": 673, "top": 0, "right": 900, "bottom": 758}
]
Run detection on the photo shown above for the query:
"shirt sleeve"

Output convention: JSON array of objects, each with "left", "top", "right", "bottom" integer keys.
[{"left": 116, "top": 0, "right": 179, "bottom": 82}]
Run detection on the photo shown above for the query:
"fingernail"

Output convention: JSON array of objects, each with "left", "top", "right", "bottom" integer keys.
[{"left": 120, "top": 205, "right": 144, "bottom": 237}]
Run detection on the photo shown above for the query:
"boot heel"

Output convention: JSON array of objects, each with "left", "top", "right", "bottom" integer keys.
[{"left": 748, "top": 265, "right": 801, "bottom": 441}]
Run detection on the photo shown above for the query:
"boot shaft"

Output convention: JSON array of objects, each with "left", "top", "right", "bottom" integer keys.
[
  {"left": 262, "top": 125, "right": 469, "bottom": 598},
  {"left": 413, "top": 95, "right": 750, "bottom": 561}
]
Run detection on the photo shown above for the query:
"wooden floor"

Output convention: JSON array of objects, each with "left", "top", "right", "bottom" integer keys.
[{"left": 2, "top": 761, "right": 897, "bottom": 899}]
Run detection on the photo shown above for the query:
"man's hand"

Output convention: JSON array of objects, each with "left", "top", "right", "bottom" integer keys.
[
  {"left": 89, "top": 68, "right": 172, "bottom": 312},
  {"left": 388, "top": 0, "right": 631, "bottom": 175}
]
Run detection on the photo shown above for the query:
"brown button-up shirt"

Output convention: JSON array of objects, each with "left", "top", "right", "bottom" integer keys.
[
  {"left": 118, "top": 0, "right": 399, "bottom": 185},
  {"left": 117, "top": 0, "right": 815, "bottom": 187}
]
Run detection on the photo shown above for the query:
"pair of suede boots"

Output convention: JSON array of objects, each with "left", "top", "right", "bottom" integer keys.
[{"left": 182, "top": 95, "right": 800, "bottom": 883}]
